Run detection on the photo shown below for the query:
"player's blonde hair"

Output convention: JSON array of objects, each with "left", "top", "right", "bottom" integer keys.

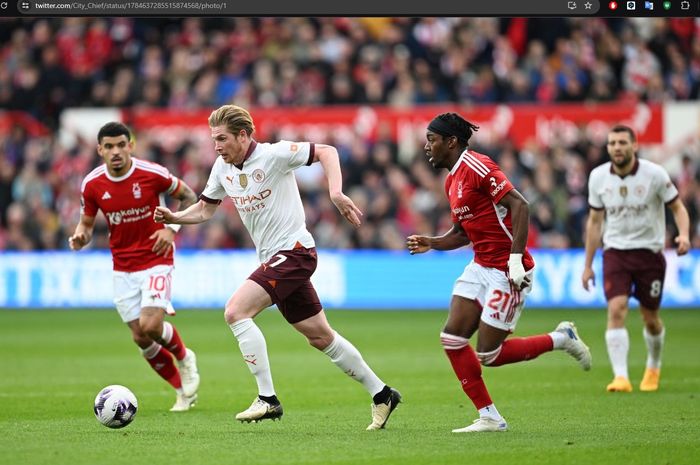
[{"left": 208, "top": 105, "right": 256, "bottom": 137}]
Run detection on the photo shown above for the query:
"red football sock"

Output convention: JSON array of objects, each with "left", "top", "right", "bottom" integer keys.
[
  {"left": 144, "top": 345, "right": 182, "bottom": 389},
  {"left": 162, "top": 322, "right": 187, "bottom": 361},
  {"left": 489, "top": 335, "right": 553, "bottom": 367},
  {"left": 441, "top": 333, "right": 492, "bottom": 410}
]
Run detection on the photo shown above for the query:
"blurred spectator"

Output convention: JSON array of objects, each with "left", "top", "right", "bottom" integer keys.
[{"left": 0, "top": 17, "right": 698, "bottom": 251}]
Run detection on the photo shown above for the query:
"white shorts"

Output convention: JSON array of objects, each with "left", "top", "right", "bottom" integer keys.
[
  {"left": 452, "top": 261, "right": 533, "bottom": 332},
  {"left": 113, "top": 265, "right": 175, "bottom": 323}
]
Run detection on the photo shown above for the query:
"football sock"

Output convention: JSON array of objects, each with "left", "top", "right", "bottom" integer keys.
[
  {"left": 478, "top": 403, "right": 503, "bottom": 421},
  {"left": 372, "top": 385, "right": 392, "bottom": 405},
  {"left": 549, "top": 330, "right": 568, "bottom": 349},
  {"left": 643, "top": 327, "right": 665, "bottom": 370},
  {"left": 488, "top": 335, "right": 553, "bottom": 366},
  {"left": 230, "top": 318, "right": 276, "bottom": 397},
  {"left": 440, "top": 332, "right": 493, "bottom": 410},
  {"left": 161, "top": 321, "right": 187, "bottom": 361},
  {"left": 142, "top": 342, "right": 182, "bottom": 389},
  {"left": 606, "top": 328, "right": 630, "bottom": 378},
  {"left": 258, "top": 394, "right": 280, "bottom": 406},
  {"left": 322, "top": 331, "right": 386, "bottom": 398}
]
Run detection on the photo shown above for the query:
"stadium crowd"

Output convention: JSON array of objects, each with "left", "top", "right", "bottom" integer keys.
[{"left": 1, "top": 17, "right": 699, "bottom": 251}]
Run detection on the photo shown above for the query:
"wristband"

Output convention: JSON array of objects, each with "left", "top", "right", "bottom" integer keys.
[{"left": 166, "top": 224, "right": 182, "bottom": 233}]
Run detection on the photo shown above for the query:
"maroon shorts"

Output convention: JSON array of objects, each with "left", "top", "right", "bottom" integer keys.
[
  {"left": 602, "top": 248, "right": 666, "bottom": 310},
  {"left": 248, "top": 246, "right": 323, "bottom": 324}
]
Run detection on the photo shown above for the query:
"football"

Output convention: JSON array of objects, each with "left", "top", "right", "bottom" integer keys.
[{"left": 93, "top": 385, "right": 138, "bottom": 429}]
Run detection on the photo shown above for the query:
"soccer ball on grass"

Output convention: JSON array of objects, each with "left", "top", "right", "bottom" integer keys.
[{"left": 93, "top": 385, "right": 138, "bottom": 429}]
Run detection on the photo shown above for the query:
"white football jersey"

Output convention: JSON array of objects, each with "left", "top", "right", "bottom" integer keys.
[
  {"left": 202, "top": 140, "right": 316, "bottom": 263},
  {"left": 588, "top": 159, "right": 678, "bottom": 252}
]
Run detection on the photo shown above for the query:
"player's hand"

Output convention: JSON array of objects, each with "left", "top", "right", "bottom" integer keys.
[
  {"left": 675, "top": 235, "right": 690, "bottom": 256},
  {"left": 581, "top": 267, "right": 595, "bottom": 291},
  {"left": 507, "top": 253, "right": 530, "bottom": 290},
  {"left": 150, "top": 228, "right": 175, "bottom": 257},
  {"left": 68, "top": 232, "right": 88, "bottom": 251},
  {"left": 153, "top": 206, "right": 174, "bottom": 224},
  {"left": 331, "top": 192, "right": 363, "bottom": 227},
  {"left": 406, "top": 235, "right": 432, "bottom": 255}
]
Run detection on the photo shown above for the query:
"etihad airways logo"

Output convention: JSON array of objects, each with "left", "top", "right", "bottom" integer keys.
[
  {"left": 230, "top": 189, "right": 272, "bottom": 213},
  {"left": 106, "top": 206, "right": 151, "bottom": 225}
]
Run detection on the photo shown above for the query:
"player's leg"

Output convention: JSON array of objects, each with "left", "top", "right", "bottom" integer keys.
[
  {"left": 476, "top": 268, "right": 591, "bottom": 370},
  {"left": 139, "top": 266, "right": 200, "bottom": 399},
  {"left": 443, "top": 262, "right": 506, "bottom": 433},
  {"left": 114, "top": 270, "right": 189, "bottom": 410},
  {"left": 291, "top": 305, "right": 401, "bottom": 430},
  {"left": 224, "top": 279, "right": 280, "bottom": 422},
  {"left": 444, "top": 296, "right": 507, "bottom": 433},
  {"left": 602, "top": 249, "right": 634, "bottom": 392},
  {"left": 634, "top": 251, "right": 666, "bottom": 392}
]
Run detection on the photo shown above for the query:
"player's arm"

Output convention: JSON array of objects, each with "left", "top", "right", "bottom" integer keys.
[
  {"left": 407, "top": 223, "right": 470, "bottom": 254},
  {"left": 150, "top": 178, "right": 201, "bottom": 256},
  {"left": 667, "top": 197, "right": 691, "bottom": 255},
  {"left": 169, "top": 178, "right": 199, "bottom": 212},
  {"left": 498, "top": 189, "right": 531, "bottom": 289},
  {"left": 582, "top": 207, "right": 605, "bottom": 291},
  {"left": 314, "top": 143, "right": 363, "bottom": 227},
  {"left": 68, "top": 214, "right": 96, "bottom": 251},
  {"left": 498, "top": 189, "right": 529, "bottom": 255},
  {"left": 154, "top": 199, "right": 218, "bottom": 225}
]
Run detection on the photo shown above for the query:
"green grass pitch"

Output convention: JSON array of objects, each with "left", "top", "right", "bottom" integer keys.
[{"left": 1, "top": 308, "right": 699, "bottom": 465}]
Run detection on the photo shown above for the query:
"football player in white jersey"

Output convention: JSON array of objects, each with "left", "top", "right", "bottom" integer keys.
[
  {"left": 154, "top": 105, "right": 401, "bottom": 430},
  {"left": 582, "top": 125, "right": 690, "bottom": 393}
]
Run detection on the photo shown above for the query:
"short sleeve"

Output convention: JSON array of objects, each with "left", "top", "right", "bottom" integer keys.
[
  {"left": 657, "top": 166, "right": 679, "bottom": 204},
  {"left": 200, "top": 159, "right": 226, "bottom": 201},
  {"left": 478, "top": 167, "right": 513, "bottom": 204},
  {"left": 80, "top": 184, "right": 98, "bottom": 217},
  {"left": 270, "top": 141, "right": 314, "bottom": 173},
  {"left": 587, "top": 169, "right": 604, "bottom": 210}
]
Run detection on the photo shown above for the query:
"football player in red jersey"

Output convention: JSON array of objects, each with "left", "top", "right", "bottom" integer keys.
[
  {"left": 69, "top": 122, "right": 201, "bottom": 412},
  {"left": 407, "top": 113, "right": 592, "bottom": 433}
]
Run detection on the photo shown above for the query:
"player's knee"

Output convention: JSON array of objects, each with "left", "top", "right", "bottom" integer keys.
[
  {"left": 132, "top": 333, "right": 151, "bottom": 348},
  {"left": 476, "top": 346, "right": 502, "bottom": 366},
  {"left": 307, "top": 333, "right": 333, "bottom": 350},
  {"left": 440, "top": 331, "right": 469, "bottom": 350}
]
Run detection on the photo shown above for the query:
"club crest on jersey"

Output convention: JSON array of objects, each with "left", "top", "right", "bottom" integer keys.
[
  {"left": 239, "top": 174, "right": 248, "bottom": 188},
  {"left": 252, "top": 169, "right": 265, "bottom": 183},
  {"left": 132, "top": 183, "right": 142, "bottom": 199},
  {"left": 457, "top": 181, "right": 463, "bottom": 199},
  {"left": 619, "top": 186, "right": 627, "bottom": 198}
]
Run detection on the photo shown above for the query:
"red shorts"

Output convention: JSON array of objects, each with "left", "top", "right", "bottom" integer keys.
[
  {"left": 602, "top": 248, "right": 666, "bottom": 310},
  {"left": 248, "top": 246, "right": 323, "bottom": 324}
]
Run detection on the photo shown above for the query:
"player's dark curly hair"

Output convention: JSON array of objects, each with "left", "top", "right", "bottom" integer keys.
[
  {"left": 97, "top": 122, "right": 132, "bottom": 143},
  {"left": 432, "top": 113, "right": 479, "bottom": 147}
]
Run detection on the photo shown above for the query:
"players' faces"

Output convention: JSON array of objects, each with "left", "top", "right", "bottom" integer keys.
[
  {"left": 424, "top": 131, "right": 458, "bottom": 170},
  {"left": 211, "top": 125, "right": 248, "bottom": 165},
  {"left": 606, "top": 131, "right": 637, "bottom": 171},
  {"left": 97, "top": 135, "right": 133, "bottom": 177}
]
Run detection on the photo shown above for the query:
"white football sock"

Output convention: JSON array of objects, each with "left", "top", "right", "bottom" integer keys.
[
  {"left": 479, "top": 403, "right": 503, "bottom": 421},
  {"left": 549, "top": 331, "right": 567, "bottom": 349},
  {"left": 643, "top": 327, "right": 665, "bottom": 370},
  {"left": 230, "top": 318, "right": 275, "bottom": 397},
  {"left": 322, "top": 331, "right": 385, "bottom": 397},
  {"left": 605, "top": 328, "right": 629, "bottom": 379}
]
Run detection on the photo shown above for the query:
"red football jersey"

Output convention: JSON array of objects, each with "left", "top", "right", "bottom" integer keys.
[
  {"left": 446, "top": 150, "right": 534, "bottom": 272},
  {"left": 80, "top": 158, "right": 181, "bottom": 272}
]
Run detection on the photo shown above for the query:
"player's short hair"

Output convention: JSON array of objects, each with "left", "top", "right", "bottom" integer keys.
[
  {"left": 97, "top": 122, "right": 132, "bottom": 143},
  {"left": 428, "top": 113, "right": 479, "bottom": 147},
  {"left": 609, "top": 124, "right": 636, "bottom": 142},
  {"left": 209, "top": 105, "right": 256, "bottom": 136}
]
